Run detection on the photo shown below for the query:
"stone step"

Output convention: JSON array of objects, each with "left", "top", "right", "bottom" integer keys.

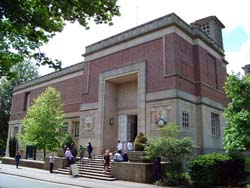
[
  {"left": 56, "top": 168, "right": 112, "bottom": 177},
  {"left": 54, "top": 170, "right": 116, "bottom": 181},
  {"left": 77, "top": 163, "right": 104, "bottom": 168},
  {"left": 77, "top": 162, "right": 104, "bottom": 167},
  {"left": 63, "top": 166, "right": 111, "bottom": 174},
  {"left": 78, "top": 165, "right": 111, "bottom": 169},
  {"left": 56, "top": 172, "right": 117, "bottom": 181},
  {"left": 75, "top": 167, "right": 110, "bottom": 172},
  {"left": 55, "top": 155, "right": 115, "bottom": 181},
  {"left": 77, "top": 160, "right": 103, "bottom": 164}
]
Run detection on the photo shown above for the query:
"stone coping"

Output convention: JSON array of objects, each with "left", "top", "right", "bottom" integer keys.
[
  {"left": 83, "top": 13, "right": 224, "bottom": 57},
  {"left": 13, "top": 61, "right": 85, "bottom": 92}
]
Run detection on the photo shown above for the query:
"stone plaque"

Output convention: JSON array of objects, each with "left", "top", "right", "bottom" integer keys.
[{"left": 83, "top": 115, "right": 94, "bottom": 132}]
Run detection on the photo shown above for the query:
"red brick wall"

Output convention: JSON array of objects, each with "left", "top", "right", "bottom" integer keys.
[
  {"left": 10, "top": 75, "right": 83, "bottom": 120},
  {"left": 10, "top": 32, "right": 228, "bottom": 121},
  {"left": 83, "top": 33, "right": 227, "bottom": 105}
]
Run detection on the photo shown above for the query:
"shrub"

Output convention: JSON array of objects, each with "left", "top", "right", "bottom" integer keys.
[
  {"left": 190, "top": 153, "right": 244, "bottom": 188},
  {"left": 145, "top": 124, "right": 192, "bottom": 186},
  {"left": 134, "top": 132, "right": 147, "bottom": 151}
]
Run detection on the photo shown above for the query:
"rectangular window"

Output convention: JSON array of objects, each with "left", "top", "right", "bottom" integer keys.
[
  {"left": 182, "top": 111, "right": 190, "bottom": 128},
  {"left": 73, "top": 121, "right": 80, "bottom": 138},
  {"left": 61, "top": 122, "right": 68, "bottom": 134},
  {"left": 211, "top": 113, "right": 220, "bottom": 136},
  {"left": 23, "top": 92, "right": 30, "bottom": 111}
]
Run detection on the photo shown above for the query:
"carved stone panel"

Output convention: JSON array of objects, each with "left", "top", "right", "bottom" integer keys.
[
  {"left": 150, "top": 105, "right": 173, "bottom": 130},
  {"left": 83, "top": 115, "right": 94, "bottom": 132}
]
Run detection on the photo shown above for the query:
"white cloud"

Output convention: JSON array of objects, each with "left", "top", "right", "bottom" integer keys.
[{"left": 226, "top": 39, "right": 250, "bottom": 74}]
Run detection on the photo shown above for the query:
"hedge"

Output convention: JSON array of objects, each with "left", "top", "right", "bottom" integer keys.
[{"left": 189, "top": 153, "right": 244, "bottom": 188}]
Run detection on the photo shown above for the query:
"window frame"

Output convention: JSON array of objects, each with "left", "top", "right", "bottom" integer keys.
[
  {"left": 23, "top": 92, "right": 30, "bottom": 111},
  {"left": 61, "top": 122, "right": 68, "bottom": 134},
  {"left": 211, "top": 112, "right": 220, "bottom": 136},
  {"left": 73, "top": 121, "right": 80, "bottom": 138},
  {"left": 182, "top": 111, "right": 190, "bottom": 128}
]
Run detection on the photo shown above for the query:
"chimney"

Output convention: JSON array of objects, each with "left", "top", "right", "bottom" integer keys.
[{"left": 191, "top": 16, "right": 225, "bottom": 50}]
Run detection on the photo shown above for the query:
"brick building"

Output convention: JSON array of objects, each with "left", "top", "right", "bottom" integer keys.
[{"left": 6, "top": 13, "right": 228, "bottom": 157}]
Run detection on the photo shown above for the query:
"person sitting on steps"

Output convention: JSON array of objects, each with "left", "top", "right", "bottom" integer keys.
[{"left": 114, "top": 150, "right": 123, "bottom": 162}]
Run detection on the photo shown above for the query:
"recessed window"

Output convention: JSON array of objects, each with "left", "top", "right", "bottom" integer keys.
[
  {"left": 73, "top": 121, "right": 80, "bottom": 138},
  {"left": 211, "top": 113, "right": 220, "bottom": 136},
  {"left": 23, "top": 92, "right": 30, "bottom": 111},
  {"left": 182, "top": 111, "right": 190, "bottom": 128},
  {"left": 61, "top": 122, "right": 68, "bottom": 134}
]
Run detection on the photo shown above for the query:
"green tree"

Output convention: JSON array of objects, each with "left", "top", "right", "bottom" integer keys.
[
  {"left": 145, "top": 123, "right": 192, "bottom": 185},
  {"left": 224, "top": 73, "right": 250, "bottom": 152},
  {"left": 0, "top": 61, "right": 38, "bottom": 154},
  {"left": 0, "top": 0, "right": 120, "bottom": 79},
  {"left": 20, "top": 87, "right": 64, "bottom": 160}
]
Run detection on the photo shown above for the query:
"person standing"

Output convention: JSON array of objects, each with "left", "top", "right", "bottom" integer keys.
[
  {"left": 15, "top": 151, "right": 21, "bottom": 168},
  {"left": 70, "top": 142, "right": 77, "bottom": 164},
  {"left": 87, "top": 142, "right": 93, "bottom": 159},
  {"left": 116, "top": 140, "right": 122, "bottom": 151},
  {"left": 127, "top": 140, "right": 133, "bottom": 151},
  {"left": 103, "top": 150, "right": 110, "bottom": 174},
  {"left": 65, "top": 147, "right": 73, "bottom": 167},
  {"left": 49, "top": 153, "right": 55, "bottom": 173},
  {"left": 79, "top": 145, "right": 85, "bottom": 161}
]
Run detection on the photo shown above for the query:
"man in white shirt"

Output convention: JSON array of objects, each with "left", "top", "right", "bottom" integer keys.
[
  {"left": 127, "top": 140, "right": 133, "bottom": 151},
  {"left": 65, "top": 147, "right": 73, "bottom": 166},
  {"left": 116, "top": 140, "right": 123, "bottom": 151}
]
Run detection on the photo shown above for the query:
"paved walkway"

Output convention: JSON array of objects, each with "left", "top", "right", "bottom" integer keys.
[{"left": 0, "top": 163, "right": 169, "bottom": 188}]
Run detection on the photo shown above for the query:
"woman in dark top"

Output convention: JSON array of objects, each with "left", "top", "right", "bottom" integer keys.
[{"left": 87, "top": 142, "right": 93, "bottom": 159}]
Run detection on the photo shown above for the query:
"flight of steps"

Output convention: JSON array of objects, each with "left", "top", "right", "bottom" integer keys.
[{"left": 54, "top": 155, "right": 117, "bottom": 181}]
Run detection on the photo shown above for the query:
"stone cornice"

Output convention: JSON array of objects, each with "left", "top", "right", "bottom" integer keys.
[
  {"left": 83, "top": 13, "right": 224, "bottom": 58},
  {"left": 14, "top": 62, "right": 85, "bottom": 92}
]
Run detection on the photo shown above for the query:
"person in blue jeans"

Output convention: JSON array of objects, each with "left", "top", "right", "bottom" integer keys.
[{"left": 15, "top": 151, "right": 21, "bottom": 168}]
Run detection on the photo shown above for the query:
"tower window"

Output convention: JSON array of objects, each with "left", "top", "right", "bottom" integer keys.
[
  {"left": 23, "top": 92, "right": 30, "bottom": 111},
  {"left": 182, "top": 111, "right": 190, "bottom": 128},
  {"left": 211, "top": 113, "right": 220, "bottom": 136}
]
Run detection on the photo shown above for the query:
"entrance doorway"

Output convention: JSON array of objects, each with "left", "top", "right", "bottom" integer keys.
[
  {"left": 118, "top": 115, "right": 137, "bottom": 151},
  {"left": 127, "top": 115, "right": 137, "bottom": 142}
]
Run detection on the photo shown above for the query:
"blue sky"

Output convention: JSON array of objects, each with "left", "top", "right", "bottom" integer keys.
[
  {"left": 40, "top": 0, "right": 250, "bottom": 75},
  {"left": 223, "top": 26, "right": 248, "bottom": 52}
]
